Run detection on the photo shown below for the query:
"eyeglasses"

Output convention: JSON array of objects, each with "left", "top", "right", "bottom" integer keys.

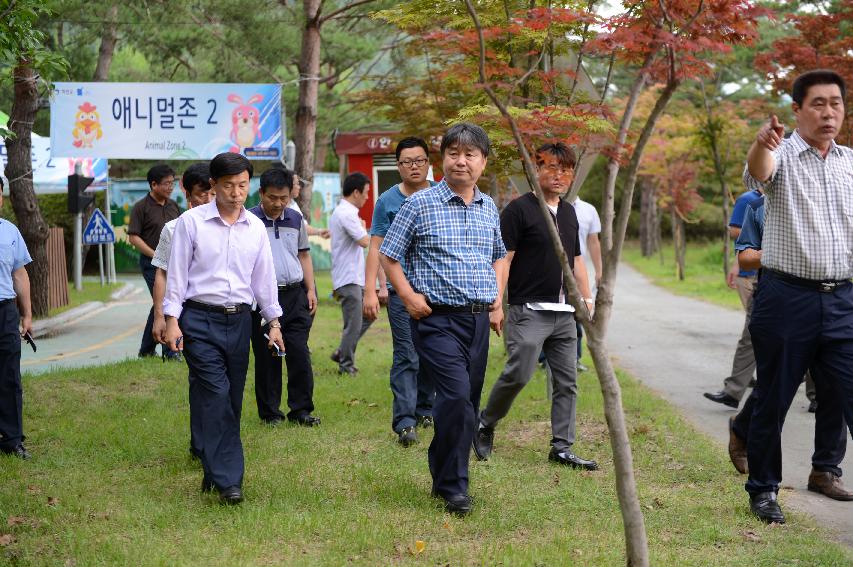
[
  {"left": 398, "top": 158, "right": 429, "bottom": 168},
  {"left": 159, "top": 179, "right": 177, "bottom": 188},
  {"left": 541, "top": 165, "right": 572, "bottom": 176}
]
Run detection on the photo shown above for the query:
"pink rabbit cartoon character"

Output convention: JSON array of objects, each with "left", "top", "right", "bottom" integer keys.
[{"left": 228, "top": 93, "right": 264, "bottom": 153}]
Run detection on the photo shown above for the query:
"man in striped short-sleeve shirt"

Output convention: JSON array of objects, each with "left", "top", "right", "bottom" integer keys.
[{"left": 743, "top": 69, "right": 853, "bottom": 524}]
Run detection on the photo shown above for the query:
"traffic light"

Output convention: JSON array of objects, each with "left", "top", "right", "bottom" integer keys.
[{"left": 67, "top": 173, "right": 95, "bottom": 214}]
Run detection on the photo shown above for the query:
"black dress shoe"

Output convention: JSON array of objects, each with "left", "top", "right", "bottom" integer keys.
[
  {"left": 416, "top": 415, "right": 434, "bottom": 428},
  {"left": 262, "top": 416, "right": 284, "bottom": 426},
  {"left": 219, "top": 485, "right": 243, "bottom": 505},
  {"left": 288, "top": 414, "right": 321, "bottom": 427},
  {"left": 472, "top": 425, "right": 494, "bottom": 461},
  {"left": 398, "top": 426, "right": 418, "bottom": 447},
  {"left": 1, "top": 444, "right": 30, "bottom": 460},
  {"left": 548, "top": 448, "right": 599, "bottom": 470},
  {"left": 440, "top": 493, "right": 473, "bottom": 516},
  {"left": 703, "top": 391, "right": 739, "bottom": 409},
  {"left": 330, "top": 349, "right": 341, "bottom": 363},
  {"left": 749, "top": 491, "right": 785, "bottom": 524}
]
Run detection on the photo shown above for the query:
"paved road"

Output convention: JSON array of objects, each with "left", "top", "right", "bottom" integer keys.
[
  {"left": 22, "top": 278, "right": 148, "bottom": 375},
  {"left": 609, "top": 263, "right": 853, "bottom": 547}
]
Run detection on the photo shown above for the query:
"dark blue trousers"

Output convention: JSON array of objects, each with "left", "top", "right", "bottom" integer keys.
[
  {"left": 180, "top": 305, "right": 251, "bottom": 490},
  {"left": 746, "top": 270, "right": 853, "bottom": 494},
  {"left": 733, "top": 374, "right": 848, "bottom": 477},
  {"left": 410, "top": 311, "right": 489, "bottom": 497},
  {"left": 388, "top": 291, "right": 434, "bottom": 433},
  {"left": 139, "top": 255, "right": 158, "bottom": 357},
  {"left": 251, "top": 286, "right": 315, "bottom": 421},
  {"left": 0, "top": 300, "right": 23, "bottom": 451}
]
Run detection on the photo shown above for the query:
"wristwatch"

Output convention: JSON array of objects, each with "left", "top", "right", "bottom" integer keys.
[{"left": 269, "top": 321, "right": 282, "bottom": 329}]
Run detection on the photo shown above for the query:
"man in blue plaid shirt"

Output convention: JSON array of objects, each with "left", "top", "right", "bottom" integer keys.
[{"left": 380, "top": 123, "right": 507, "bottom": 516}]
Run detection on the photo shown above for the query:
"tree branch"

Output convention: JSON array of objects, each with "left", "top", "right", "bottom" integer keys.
[{"left": 320, "top": 0, "right": 376, "bottom": 24}]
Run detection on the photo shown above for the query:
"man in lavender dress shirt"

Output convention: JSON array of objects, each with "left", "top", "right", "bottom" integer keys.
[{"left": 164, "top": 152, "right": 284, "bottom": 505}]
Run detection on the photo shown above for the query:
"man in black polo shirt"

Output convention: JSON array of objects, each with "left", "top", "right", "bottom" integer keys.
[
  {"left": 128, "top": 164, "right": 180, "bottom": 358},
  {"left": 474, "top": 142, "right": 599, "bottom": 471}
]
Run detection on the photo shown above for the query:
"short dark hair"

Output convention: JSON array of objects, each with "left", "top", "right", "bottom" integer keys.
[
  {"left": 147, "top": 164, "right": 175, "bottom": 187},
  {"left": 209, "top": 152, "right": 253, "bottom": 181},
  {"left": 182, "top": 163, "right": 211, "bottom": 195},
  {"left": 395, "top": 136, "right": 430, "bottom": 160},
  {"left": 343, "top": 172, "right": 370, "bottom": 197},
  {"left": 440, "top": 123, "right": 490, "bottom": 157},
  {"left": 792, "top": 70, "right": 846, "bottom": 107},
  {"left": 535, "top": 143, "right": 577, "bottom": 169},
  {"left": 260, "top": 167, "right": 294, "bottom": 192}
]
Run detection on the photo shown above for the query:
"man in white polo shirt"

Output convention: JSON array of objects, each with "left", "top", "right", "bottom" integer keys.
[{"left": 329, "top": 172, "right": 373, "bottom": 375}]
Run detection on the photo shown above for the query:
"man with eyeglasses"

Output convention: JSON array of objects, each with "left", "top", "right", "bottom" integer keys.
[
  {"left": 473, "top": 142, "right": 599, "bottom": 472},
  {"left": 364, "top": 137, "right": 436, "bottom": 447},
  {"left": 128, "top": 164, "right": 181, "bottom": 359}
]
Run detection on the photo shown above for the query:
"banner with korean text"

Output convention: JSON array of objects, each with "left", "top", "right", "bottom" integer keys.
[{"left": 50, "top": 82, "right": 282, "bottom": 160}]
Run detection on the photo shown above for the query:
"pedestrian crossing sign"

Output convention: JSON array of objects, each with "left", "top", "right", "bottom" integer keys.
[{"left": 83, "top": 208, "right": 115, "bottom": 245}]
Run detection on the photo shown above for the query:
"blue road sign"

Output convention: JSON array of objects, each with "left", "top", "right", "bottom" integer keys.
[{"left": 83, "top": 208, "right": 115, "bottom": 245}]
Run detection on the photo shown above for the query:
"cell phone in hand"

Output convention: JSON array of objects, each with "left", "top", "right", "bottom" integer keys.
[
  {"left": 263, "top": 333, "right": 284, "bottom": 357},
  {"left": 23, "top": 331, "right": 36, "bottom": 353}
]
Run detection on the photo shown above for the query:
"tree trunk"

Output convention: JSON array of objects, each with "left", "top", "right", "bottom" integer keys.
[
  {"left": 295, "top": 0, "right": 322, "bottom": 214},
  {"left": 671, "top": 208, "right": 686, "bottom": 281},
  {"left": 639, "top": 176, "right": 658, "bottom": 257},
  {"left": 4, "top": 61, "right": 50, "bottom": 317},
  {"left": 92, "top": 4, "right": 119, "bottom": 82}
]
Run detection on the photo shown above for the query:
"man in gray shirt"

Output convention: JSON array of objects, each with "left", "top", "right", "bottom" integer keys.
[
  {"left": 329, "top": 172, "right": 372, "bottom": 375},
  {"left": 249, "top": 167, "right": 319, "bottom": 427}
]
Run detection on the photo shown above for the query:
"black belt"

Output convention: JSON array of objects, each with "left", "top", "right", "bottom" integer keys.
[
  {"left": 278, "top": 281, "right": 303, "bottom": 291},
  {"left": 428, "top": 302, "right": 492, "bottom": 314},
  {"left": 0, "top": 298, "right": 15, "bottom": 306},
  {"left": 764, "top": 269, "right": 851, "bottom": 293},
  {"left": 184, "top": 299, "right": 251, "bottom": 314}
]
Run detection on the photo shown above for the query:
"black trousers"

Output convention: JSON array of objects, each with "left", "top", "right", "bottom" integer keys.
[
  {"left": 0, "top": 300, "right": 23, "bottom": 451},
  {"left": 410, "top": 310, "right": 489, "bottom": 497},
  {"left": 251, "top": 285, "right": 314, "bottom": 421},
  {"left": 139, "top": 255, "right": 158, "bottom": 356},
  {"left": 746, "top": 270, "right": 853, "bottom": 495},
  {"left": 733, "top": 374, "right": 847, "bottom": 477},
  {"left": 180, "top": 305, "right": 251, "bottom": 490}
]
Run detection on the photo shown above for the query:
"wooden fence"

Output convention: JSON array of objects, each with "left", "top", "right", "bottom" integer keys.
[{"left": 47, "top": 227, "right": 69, "bottom": 311}]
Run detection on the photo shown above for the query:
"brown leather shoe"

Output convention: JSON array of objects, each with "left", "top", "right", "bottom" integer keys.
[
  {"left": 807, "top": 469, "right": 853, "bottom": 501},
  {"left": 728, "top": 416, "right": 748, "bottom": 474}
]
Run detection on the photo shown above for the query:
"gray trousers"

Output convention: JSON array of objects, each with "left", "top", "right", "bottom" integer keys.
[
  {"left": 335, "top": 283, "right": 373, "bottom": 372},
  {"left": 724, "top": 277, "right": 757, "bottom": 400},
  {"left": 480, "top": 304, "right": 578, "bottom": 451}
]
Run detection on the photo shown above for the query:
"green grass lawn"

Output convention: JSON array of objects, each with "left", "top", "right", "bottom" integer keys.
[
  {"left": 2, "top": 273, "right": 850, "bottom": 565},
  {"left": 44, "top": 280, "right": 123, "bottom": 318},
  {"left": 622, "top": 240, "right": 745, "bottom": 311}
]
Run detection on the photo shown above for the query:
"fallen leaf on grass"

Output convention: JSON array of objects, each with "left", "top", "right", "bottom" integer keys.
[
  {"left": 345, "top": 399, "right": 362, "bottom": 406},
  {"left": 47, "top": 496, "right": 59, "bottom": 507},
  {"left": 743, "top": 530, "right": 761, "bottom": 542},
  {"left": 443, "top": 521, "right": 451, "bottom": 531},
  {"left": 653, "top": 497, "right": 665, "bottom": 509},
  {"left": 0, "top": 534, "right": 15, "bottom": 546},
  {"left": 7, "top": 517, "right": 27, "bottom": 527},
  {"left": 367, "top": 403, "right": 378, "bottom": 408},
  {"left": 408, "top": 540, "right": 426, "bottom": 556},
  {"left": 26, "top": 485, "right": 40, "bottom": 495}
]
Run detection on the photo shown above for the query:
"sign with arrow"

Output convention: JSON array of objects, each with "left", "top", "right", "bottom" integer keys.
[{"left": 83, "top": 208, "right": 115, "bottom": 245}]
